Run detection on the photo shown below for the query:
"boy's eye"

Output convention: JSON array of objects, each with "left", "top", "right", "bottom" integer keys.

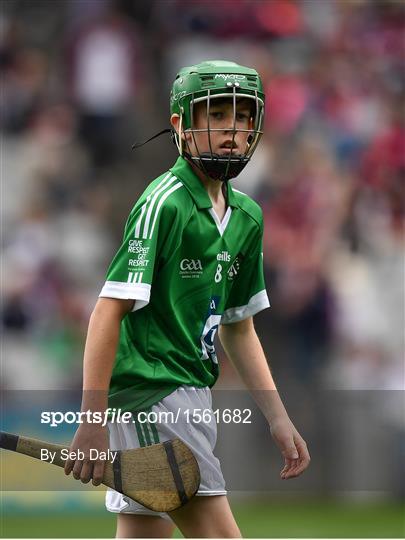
[
  {"left": 209, "top": 112, "right": 249, "bottom": 121},
  {"left": 236, "top": 112, "right": 250, "bottom": 121},
  {"left": 209, "top": 111, "right": 223, "bottom": 120}
]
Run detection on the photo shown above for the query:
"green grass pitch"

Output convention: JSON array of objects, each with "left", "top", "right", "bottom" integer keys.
[{"left": 1, "top": 499, "right": 404, "bottom": 538}]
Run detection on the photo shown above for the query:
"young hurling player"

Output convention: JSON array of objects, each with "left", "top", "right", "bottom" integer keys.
[{"left": 65, "top": 60, "right": 310, "bottom": 538}]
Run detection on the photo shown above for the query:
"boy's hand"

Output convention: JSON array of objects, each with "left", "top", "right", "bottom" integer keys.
[
  {"left": 270, "top": 415, "right": 310, "bottom": 480},
  {"left": 64, "top": 424, "right": 109, "bottom": 486}
]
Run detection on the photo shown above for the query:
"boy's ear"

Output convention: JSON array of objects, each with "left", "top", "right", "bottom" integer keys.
[
  {"left": 170, "top": 114, "right": 180, "bottom": 133},
  {"left": 171, "top": 113, "right": 189, "bottom": 142}
]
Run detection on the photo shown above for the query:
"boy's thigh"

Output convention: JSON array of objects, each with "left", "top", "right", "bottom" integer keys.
[
  {"left": 116, "top": 514, "right": 175, "bottom": 539},
  {"left": 114, "top": 496, "right": 240, "bottom": 539},
  {"left": 169, "top": 495, "right": 241, "bottom": 538}
]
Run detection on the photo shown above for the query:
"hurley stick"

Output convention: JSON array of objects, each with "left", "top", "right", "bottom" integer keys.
[{"left": 0, "top": 431, "right": 200, "bottom": 512}]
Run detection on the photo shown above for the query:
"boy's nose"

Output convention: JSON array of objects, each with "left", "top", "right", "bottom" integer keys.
[{"left": 223, "top": 121, "right": 237, "bottom": 132}]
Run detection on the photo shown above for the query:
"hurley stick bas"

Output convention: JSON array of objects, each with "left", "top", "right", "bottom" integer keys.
[{"left": 0, "top": 431, "right": 200, "bottom": 512}]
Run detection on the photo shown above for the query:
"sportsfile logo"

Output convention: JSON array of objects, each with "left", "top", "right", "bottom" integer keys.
[
  {"left": 215, "top": 74, "right": 246, "bottom": 81},
  {"left": 179, "top": 258, "right": 203, "bottom": 279}
]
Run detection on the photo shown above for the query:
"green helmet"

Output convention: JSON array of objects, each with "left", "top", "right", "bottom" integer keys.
[{"left": 170, "top": 60, "right": 265, "bottom": 181}]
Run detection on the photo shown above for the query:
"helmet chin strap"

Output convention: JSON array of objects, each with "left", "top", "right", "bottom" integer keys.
[{"left": 132, "top": 128, "right": 174, "bottom": 149}]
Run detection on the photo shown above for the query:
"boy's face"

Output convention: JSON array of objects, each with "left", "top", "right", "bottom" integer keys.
[{"left": 172, "top": 97, "right": 254, "bottom": 158}]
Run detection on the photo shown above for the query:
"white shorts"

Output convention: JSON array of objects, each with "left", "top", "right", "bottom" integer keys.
[{"left": 105, "top": 385, "right": 226, "bottom": 518}]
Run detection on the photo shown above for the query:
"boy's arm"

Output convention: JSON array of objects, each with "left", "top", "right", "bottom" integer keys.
[
  {"left": 64, "top": 297, "right": 134, "bottom": 485},
  {"left": 218, "top": 317, "right": 310, "bottom": 479}
]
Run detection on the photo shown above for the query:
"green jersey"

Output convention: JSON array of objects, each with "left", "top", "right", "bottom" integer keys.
[{"left": 100, "top": 156, "right": 269, "bottom": 411}]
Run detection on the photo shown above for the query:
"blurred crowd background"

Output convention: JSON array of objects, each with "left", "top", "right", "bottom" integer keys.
[{"left": 1, "top": 0, "right": 404, "bottom": 508}]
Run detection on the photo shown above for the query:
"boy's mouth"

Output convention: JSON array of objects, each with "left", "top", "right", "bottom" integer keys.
[
  {"left": 218, "top": 149, "right": 238, "bottom": 156},
  {"left": 218, "top": 141, "right": 239, "bottom": 155}
]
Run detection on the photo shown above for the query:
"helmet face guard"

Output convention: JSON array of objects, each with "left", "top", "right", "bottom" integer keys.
[{"left": 170, "top": 61, "right": 265, "bottom": 182}]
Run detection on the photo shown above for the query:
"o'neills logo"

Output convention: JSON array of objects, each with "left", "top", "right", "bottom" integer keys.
[
  {"left": 217, "top": 250, "right": 231, "bottom": 262},
  {"left": 180, "top": 259, "right": 203, "bottom": 279}
]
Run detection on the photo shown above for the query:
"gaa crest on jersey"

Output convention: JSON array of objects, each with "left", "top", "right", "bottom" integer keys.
[{"left": 179, "top": 258, "right": 203, "bottom": 279}]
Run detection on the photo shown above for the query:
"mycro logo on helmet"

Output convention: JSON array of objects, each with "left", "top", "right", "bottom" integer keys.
[{"left": 214, "top": 74, "right": 246, "bottom": 81}]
